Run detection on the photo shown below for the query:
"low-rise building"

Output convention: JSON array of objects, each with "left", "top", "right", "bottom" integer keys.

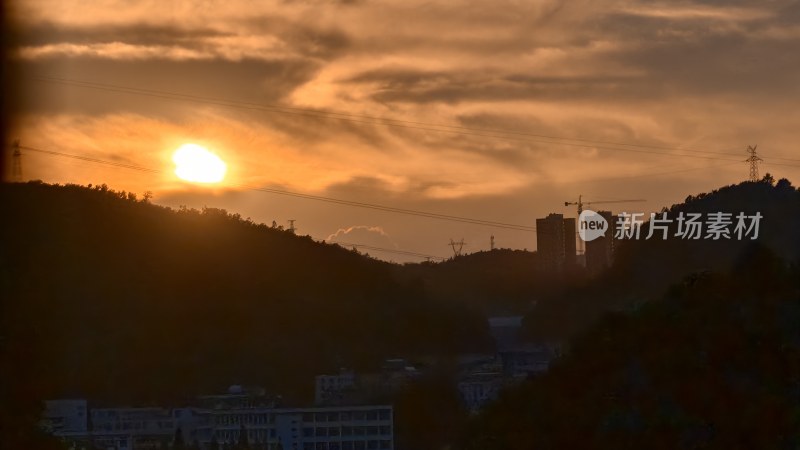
[
  {"left": 315, "top": 370, "right": 356, "bottom": 406},
  {"left": 43, "top": 399, "right": 393, "bottom": 450},
  {"left": 457, "top": 372, "right": 504, "bottom": 413}
]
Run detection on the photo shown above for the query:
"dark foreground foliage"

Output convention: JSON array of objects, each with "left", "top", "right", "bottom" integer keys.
[
  {"left": 462, "top": 245, "right": 800, "bottom": 449},
  {"left": 0, "top": 181, "right": 493, "bottom": 444}
]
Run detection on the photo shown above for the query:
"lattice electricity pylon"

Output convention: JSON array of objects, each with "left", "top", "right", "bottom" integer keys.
[{"left": 745, "top": 145, "right": 762, "bottom": 182}]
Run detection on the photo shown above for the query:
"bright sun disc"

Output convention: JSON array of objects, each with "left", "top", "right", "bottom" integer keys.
[{"left": 172, "top": 144, "right": 227, "bottom": 183}]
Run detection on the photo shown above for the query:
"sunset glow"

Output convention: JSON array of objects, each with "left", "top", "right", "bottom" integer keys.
[{"left": 172, "top": 144, "right": 227, "bottom": 183}]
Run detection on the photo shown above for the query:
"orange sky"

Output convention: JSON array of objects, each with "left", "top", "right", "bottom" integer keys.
[{"left": 5, "top": 0, "right": 800, "bottom": 261}]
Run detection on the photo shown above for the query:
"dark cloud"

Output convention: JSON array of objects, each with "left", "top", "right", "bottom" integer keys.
[
  {"left": 342, "top": 68, "right": 651, "bottom": 104},
  {"left": 15, "top": 57, "right": 322, "bottom": 117},
  {"left": 13, "top": 21, "right": 233, "bottom": 48}
]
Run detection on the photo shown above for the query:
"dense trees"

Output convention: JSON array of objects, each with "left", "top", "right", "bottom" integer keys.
[
  {"left": 463, "top": 245, "right": 800, "bottom": 449},
  {"left": 0, "top": 181, "right": 491, "bottom": 433},
  {"left": 461, "top": 176, "right": 800, "bottom": 449},
  {"left": 523, "top": 176, "right": 800, "bottom": 342}
]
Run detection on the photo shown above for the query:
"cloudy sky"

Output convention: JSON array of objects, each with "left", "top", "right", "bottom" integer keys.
[{"left": 6, "top": 0, "right": 800, "bottom": 261}]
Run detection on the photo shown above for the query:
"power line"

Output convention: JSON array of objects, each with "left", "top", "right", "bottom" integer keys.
[
  {"left": 329, "top": 240, "right": 446, "bottom": 261},
  {"left": 18, "top": 145, "right": 162, "bottom": 173},
  {"left": 575, "top": 160, "right": 744, "bottom": 185},
  {"left": 31, "top": 75, "right": 800, "bottom": 165},
  {"left": 17, "top": 142, "right": 800, "bottom": 239},
  {"left": 16, "top": 144, "right": 538, "bottom": 232}
]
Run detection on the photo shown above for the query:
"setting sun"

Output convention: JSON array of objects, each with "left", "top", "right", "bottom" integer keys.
[{"left": 172, "top": 143, "right": 227, "bottom": 183}]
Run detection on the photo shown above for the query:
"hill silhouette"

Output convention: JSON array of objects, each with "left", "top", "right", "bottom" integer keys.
[
  {"left": 524, "top": 176, "right": 800, "bottom": 341},
  {"left": 461, "top": 177, "right": 800, "bottom": 449},
  {"left": 396, "top": 249, "right": 578, "bottom": 316},
  {"left": 0, "top": 181, "right": 493, "bottom": 412},
  {"left": 461, "top": 244, "right": 800, "bottom": 449}
]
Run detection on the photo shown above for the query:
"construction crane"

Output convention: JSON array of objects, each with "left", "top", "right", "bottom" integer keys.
[
  {"left": 564, "top": 195, "right": 646, "bottom": 253},
  {"left": 565, "top": 195, "right": 646, "bottom": 215}
]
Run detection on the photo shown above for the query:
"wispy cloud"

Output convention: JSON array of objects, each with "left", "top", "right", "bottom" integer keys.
[{"left": 7, "top": 0, "right": 800, "bottom": 257}]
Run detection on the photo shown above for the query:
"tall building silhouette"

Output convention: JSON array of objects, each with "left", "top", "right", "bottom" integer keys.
[
  {"left": 585, "top": 210, "right": 616, "bottom": 274},
  {"left": 536, "top": 213, "right": 576, "bottom": 272}
]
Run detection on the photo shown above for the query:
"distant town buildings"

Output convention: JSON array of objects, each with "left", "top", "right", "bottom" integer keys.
[
  {"left": 535, "top": 213, "right": 576, "bottom": 272},
  {"left": 197, "top": 385, "right": 279, "bottom": 410},
  {"left": 43, "top": 394, "right": 394, "bottom": 450},
  {"left": 450, "top": 316, "right": 562, "bottom": 413},
  {"left": 487, "top": 316, "right": 524, "bottom": 352},
  {"left": 315, "top": 370, "right": 356, "bottom": 406},
  {"left": 457, "top": 372, "right": 503, "bottom": 413},
  {"left": 488, "top": 316, "right": 561, "bottom": 379},
  {"left": 42, "top": 324, "right": 563, "bottom": 449}
]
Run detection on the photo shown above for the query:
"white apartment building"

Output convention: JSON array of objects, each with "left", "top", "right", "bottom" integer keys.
[
  {"left": 203, "top": 405, "right": 393, "bottom": 450},
  {"left": 44, "top": 401, "right": 393, "bottom": 450}
]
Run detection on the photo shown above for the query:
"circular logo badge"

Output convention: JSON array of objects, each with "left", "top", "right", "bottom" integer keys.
[{"left": 578, "top": 209, "right": 609, "bottom": 242}]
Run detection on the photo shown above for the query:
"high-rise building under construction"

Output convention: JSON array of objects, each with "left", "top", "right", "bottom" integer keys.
[
  {"left": 585, "top": 210, "right": 616, "bottom": 274},
  {"left": 535, "top": 213, "right": 576, "bottom": 272}
]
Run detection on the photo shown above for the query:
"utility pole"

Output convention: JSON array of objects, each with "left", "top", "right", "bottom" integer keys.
[
  {"left": 12, "top": 140, "right": 22, "bottom": 181},
  {"left": 745, "top": 145, "right": 762, "bottom": 182},
  {"left": 448, "top": 238, "right": 466, "bottom": 258}
]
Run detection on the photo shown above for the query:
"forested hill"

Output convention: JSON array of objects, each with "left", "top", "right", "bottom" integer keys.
[
  {"left": 462, "top": 178, "right": 800, "bottom": 450},
  {"left": 463, "top": 244, "right": 800, "bottom": 449},
  {"left": 525, "top": 176, "right": 800, "bottom": 341},
  {"left": 0, "top": 181, "right": 492, "bottom": 408},
  {"left": 396, "top": 249, "right": 575, "bottom": 315}
]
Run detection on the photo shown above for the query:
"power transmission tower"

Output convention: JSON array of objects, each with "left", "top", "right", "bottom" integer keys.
[
  {"left": 12, "top": 140, "right": 22, "bottom": 181},
  {"left": 745, "top": 145, "right": 762, "bottom": 182},
  {"left": 448, "top": 238, "right": 466, "bottom": 257},
  {"left": 490, "top": 235, "right": 495, "bottom": 251},
  {"left": 288, "top": 219, "right": 296, "bottom": 234}
]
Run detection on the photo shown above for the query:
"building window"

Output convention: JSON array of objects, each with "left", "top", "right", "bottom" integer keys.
[
  {"left": 379, "top": 426, "right": 390, "bottom": 436},
  {"left": 315, "top": 413, "right": 327, "bottom": 422},
  {"left": 303, "top": 428, "right": 314, "bottom": 438},
  {"left": 342, "top": 442, "right": 354, "bottom": 450},
  {"left": 367, "top": 441, "right": 378, "bottom": 450},
  {"left": 329, "top": 427, "right": 340, "bottom": 437},
  {"left": 316, "top": 427, "right": 328, "bottom": 437},
  {"left": 366, "top": 412, "right": 378, "bottom": 421},
  {"left": 366, "top": 427, "right": 378, "bottom": 436},
  {"left": 380, "top": 441, "right": 391, "bottom": 450},
  {"left": 342, "top": 427, "right": 352, "bottom": 436},
  {"left": 378, "top": 410, "right": 390, "bottom": 421}
]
